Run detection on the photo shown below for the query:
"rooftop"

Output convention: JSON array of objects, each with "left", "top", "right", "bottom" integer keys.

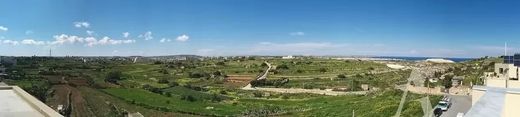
[
  {"left": 466, "top": 86, "right": 520, "bottom": 117},
  {"left": 0, "top": 86, "right": 62, "bottom": 117}
]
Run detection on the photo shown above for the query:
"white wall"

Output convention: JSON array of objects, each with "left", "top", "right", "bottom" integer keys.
[{"left": 487, "top": 79, "right": 507, "bottom": 88}]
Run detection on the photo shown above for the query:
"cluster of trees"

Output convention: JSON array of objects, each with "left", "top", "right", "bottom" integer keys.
[
  {"left": 250, "top": 78, "right": 289, "bottom": 87},
  {"left": 188, "top": 71, "right": 210, "bottom": 78},
  {"left": 105, "top": 71, "right": 123, "bottom": 84},
  {"left": 242, "top": 105, "right": 283, "bottom": 117}
]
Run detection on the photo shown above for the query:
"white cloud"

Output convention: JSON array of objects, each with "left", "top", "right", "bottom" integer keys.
[
  {"left": 123, "top": 32, "right": 130, "bottom": 38},
  {"left": 86, "top": 30, "right": 94, "bottom": 36},
  {"left": 51, "top": 34, "right": 84, "bottom": 45},
  {"left": 138, "top": 31, "right": 153, "bottom": 40},
  {"left": 21, "top": 39, "right": 45, "bottom": 45},
  {"left": 0, "top": 26, "right": 8, "bottom": 32},
  {"left": 289, "top": 32, "right": 305, "bottom": 36},
  {"left": 50, "top": 34, "right": 135, "bottom": 47},
  {"left": 160, "top": 38, "right": 172, "bottom": 43},
  {"left": 73, "top": 21, "right": 90, "bottom": 28},
  {"left": 85, "top": 36, "right": 135, "bottom": 47},
  {"left": 25, "top": 30, "right": 34, "bottom": 35},
  {"left": 176, "top": 34, "right": 189, "bottom": 42},
  {"left": 1, "top": 40, "right": 19, "bottom": 45}
]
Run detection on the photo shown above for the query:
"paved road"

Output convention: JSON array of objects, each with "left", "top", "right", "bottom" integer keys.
[{"left": 440, "top": 95, "right": 471, "bottom": 117}]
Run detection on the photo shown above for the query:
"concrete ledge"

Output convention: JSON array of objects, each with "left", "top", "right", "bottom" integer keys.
[{"left": 0, "top": 86, "right": 63, "bottom": 117}]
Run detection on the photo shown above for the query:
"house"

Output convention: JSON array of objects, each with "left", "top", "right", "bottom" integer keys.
[
  {"left": 282, "top": 55, "right": 294, "bottom": 59},
  {"left": 467, "top": 54, "right": 520, "bottom": 117}
]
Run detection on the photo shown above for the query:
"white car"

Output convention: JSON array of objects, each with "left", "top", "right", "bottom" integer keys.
[{"left": 435, "top": 96, "right": 452, "bottom": 111}]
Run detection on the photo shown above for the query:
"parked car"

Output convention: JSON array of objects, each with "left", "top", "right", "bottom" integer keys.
[
  {"left": 434, "top": 108, "right": 443, "bottom": 117},
  {"left": 435, "top": 96, "right": 452, "bottom": 111}
]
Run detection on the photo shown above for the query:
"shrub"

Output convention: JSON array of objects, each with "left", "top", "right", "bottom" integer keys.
[
  {"left": 105, "top": 71, "right": 122, "bottom": 84},
  {"left": 181, "top": 95, "right": 197, "bottom": 102},
  {"left": 277, "top": 64, "right": 289, "bottom": 69},
  {"left": 188, "top": 71, "right": 209, "bottom": 78},
  {"left": 216, "top": 61, "right": 225, "bottom": 66},
  {"left": 319, "top": 68, "right": 327, "bottom": 73},
  {"left": 337, "top": 74, "right": 347, "bottom": 79},
  {"left": 158, "top": 78, "right": 169, "bottom": 84},
  {"left": 253, "top": 92, "right": 263, "bottom": 97},
  {"left": 168, "top": 82, "right": 179, "bottom": 87}
]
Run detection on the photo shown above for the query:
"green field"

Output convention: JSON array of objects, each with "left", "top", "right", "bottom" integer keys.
[{"left": 1, "top": 56, "right": 467, "bottom": 117}]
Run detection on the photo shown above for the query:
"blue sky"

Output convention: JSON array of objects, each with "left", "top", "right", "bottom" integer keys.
[{"left": 1, "top": 0, "right": 520, "bottom": 57}]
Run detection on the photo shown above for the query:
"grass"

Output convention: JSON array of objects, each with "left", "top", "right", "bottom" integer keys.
[
  {"left": 103, "top": 87, "right": 431, "bottom": 117},
  {"left": 102, "top": 88, "right": 243, "bottom": 116},
  {"left": 5, "top": 57, "right": 453, "bottom": 117}
]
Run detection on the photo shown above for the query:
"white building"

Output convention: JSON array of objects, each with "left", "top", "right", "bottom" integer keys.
[
  {"left": 282, "top": 55, "right": 294, "bottom": 59},
  {"left": 467, "top": 62, "right": 520, "bottom": 117}
]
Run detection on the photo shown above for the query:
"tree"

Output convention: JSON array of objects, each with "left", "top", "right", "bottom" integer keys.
[
  {"left": 216, "top": 61, "right": 226, "bottom": 66},
  {"left": 261, "top": 62, "right": 268, "bottom": 67},
  {"left": 319, "top": 68, "right": 327, "bottom": 73},
  {"left": 181, "top": 95, "right": 197, "bottom": 102},
  {"left": 277, "top": 64, "right": 289, "bottom": 69},
  {"left": 168, "top": 81, "right": 179, "bottom": 87},
  {"left": 157, "top": 78, "right": 169, "bottom": 84},
  {"left": 337, "top": 74, "right": 347, "bottom": 79},
  {"left": 105, "top": 71, "right": 122, "bottom": 84},
  {"left": 213, "top": 71, "right": 223, "bottom": 77},
  {"left": 253, "top": 92, "right": 263, "bottom": 97},
  {"left": 444, "top": 75, "right": 453, "bottom": 89},
  {"left": 188, "top": 71, "right": 209, "bottom": 78}
]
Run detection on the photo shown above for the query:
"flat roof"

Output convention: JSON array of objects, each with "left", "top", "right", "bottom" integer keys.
[
  {"left": 466, "top": 86, "right": 506, "bottom": 117},
  {"left": 0, "top": 86, "right": 62, "bottom": 117}
]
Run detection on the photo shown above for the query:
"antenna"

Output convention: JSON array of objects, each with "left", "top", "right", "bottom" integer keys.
[
  {"left": 505, "top": 42, "right": 507, "bottom": 56},
  {"left": 49, "top": 48, "right": 52, "bottom": 57}
]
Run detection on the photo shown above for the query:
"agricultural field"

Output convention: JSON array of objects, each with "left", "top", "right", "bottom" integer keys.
[{"left": 0, "top": 56, "right": 453, "bottom": 117}]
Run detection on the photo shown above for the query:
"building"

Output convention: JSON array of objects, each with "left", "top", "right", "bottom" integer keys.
[
  {"left": 0, "top": 86, "right": 63, "bottom": 117},
  {"left": 282, "top": 55, "right": 294, "bottom": 59},
  {"left": 466, "top": 55, "right": 520, "bottom": 117}
]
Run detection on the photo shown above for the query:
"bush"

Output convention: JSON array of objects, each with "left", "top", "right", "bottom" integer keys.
[
  {"left": 281, "top": 95, "right": 289, "bottom": 100},
  {"left": 158, "top": 69, "right": 169, "bottom": 74},
  {"left": 337, "top": 74, "right": 347, "bottom": 79},
  {"left": 105, "top": 71, "right": 122, "bottom": 84},
  {"left": 303, "top": 83, "right": 314, "bottom": 89},
  {"left": 153, "top": 61, "right": 163, "bottom": 64},
  {"left": 168, "top": 82, "right": 179, "bottom": 87},
  {"left": 253, "top": 92, "right": 263, "bottom": 97},
  {"left": 277, "top": 64, "right": 289, "bottom": 69},
  {"left": 216, "top": 61, "right": 225, "bottom": 66},
  {"left": 319, "top": 68, "right": 327, "bottom": 73},
  {"left": 181, "top": 95, "right": 197, "bottom": 102},
  {"left": 188, "top": 71, "right": 209, "bottom": 78},
  {"left": 158, "top": 78, "right": 169, "bottom": 84}
]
